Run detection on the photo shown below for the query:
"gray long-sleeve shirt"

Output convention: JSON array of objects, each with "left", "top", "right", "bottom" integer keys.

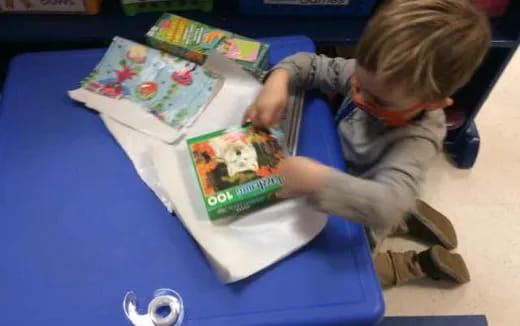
[{"left": 275, "top": 53, "right": 447, "bottom": 245}]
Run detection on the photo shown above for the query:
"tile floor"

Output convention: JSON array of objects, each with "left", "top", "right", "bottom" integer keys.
[{"left": 382, "top": 48, "right": 519, "bottom": 326}]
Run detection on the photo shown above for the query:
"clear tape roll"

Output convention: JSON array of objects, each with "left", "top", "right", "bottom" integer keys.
[{"left": 123, "top": 288, "right": 184, "bottom": 326}]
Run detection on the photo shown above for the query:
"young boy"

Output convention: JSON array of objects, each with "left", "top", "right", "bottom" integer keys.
[{"left": 243, "top": 0, "right": 490, "bottom": 287}]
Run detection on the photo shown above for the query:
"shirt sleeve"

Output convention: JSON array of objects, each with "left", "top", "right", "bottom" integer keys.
[
  {"left": 273, "top": 52, "right": 356, "bottom": 95},
  {"left": 309, "top": 136, "right": 439, "bottom": 236}
]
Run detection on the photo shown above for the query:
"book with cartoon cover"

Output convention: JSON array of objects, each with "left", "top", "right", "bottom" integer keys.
[
  {"left": 146, "top": 13, "right": 270, "bottom": 78},
  {"left": 187, "top": 123, "right": 285, "bottom": 221}
]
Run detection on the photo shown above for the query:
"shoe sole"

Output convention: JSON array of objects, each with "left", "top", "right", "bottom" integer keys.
[
  {"left": 411, "top": 200, "right": 458, "bottom": 250},
  {"left": 431, "top": 245, "right": 470, "bottom": 283}
]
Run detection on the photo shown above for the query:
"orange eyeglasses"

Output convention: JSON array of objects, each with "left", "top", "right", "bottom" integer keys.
[{"left": 350, "top": 76, "right": 434, "bottom": 127}]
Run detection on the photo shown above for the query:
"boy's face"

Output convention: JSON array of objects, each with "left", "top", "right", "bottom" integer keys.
[
  {"left": 353, "top": 65, "right": 452, "bottom": 126},
  {"left": 355, "top": 66, "right": 420, "bottom": 112}
]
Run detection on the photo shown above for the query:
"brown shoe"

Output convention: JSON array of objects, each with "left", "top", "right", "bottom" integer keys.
[
  {"left": 374, "top": 250, "right": 426, "bottom": 288},
  {"left": 406, "top": 200, "right": 458, "bottom": 250},
  {"left": 418, "top": 245, "right": 470, "bottom": 284}
]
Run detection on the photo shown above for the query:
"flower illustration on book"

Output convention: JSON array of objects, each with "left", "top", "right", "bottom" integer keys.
[
  {"left": 100, "top": 83, "right": 125, "bottom": 98},
  {"left": 86, "top": 79, "right": 129, "bottom": 99},
  {"left": 115, "top": 65, "right": 137, "bottom": 83},
  {"left": 126, "top": 44, "right": 148, "bottom": 64},
  {"left": 171, "top": 62, "right": 197, "bottom": 86},
  {"left": 136, "top": 81, "right": 158, "bottom": 100}
]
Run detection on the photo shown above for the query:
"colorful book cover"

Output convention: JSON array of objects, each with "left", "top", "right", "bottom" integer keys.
[
  {"left": 217, "top": 38, "right": 261, "bottom": 62},
  {"left": 80, "top": 37, "right": 222, "bottom": 129},
  {"left": 187, "top": 124, "right": 285, "bottom": 221},
  {"left": 146, "top": 13, "right": 270, "bottom": 77}
]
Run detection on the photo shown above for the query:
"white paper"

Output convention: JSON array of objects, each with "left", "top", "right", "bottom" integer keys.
[{"left": 75, "top": 53, "right": 327, "bottom": 282}]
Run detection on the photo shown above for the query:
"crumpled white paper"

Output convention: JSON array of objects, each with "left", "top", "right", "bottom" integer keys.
[{"left": 71, "top": 53, "right": 327, "bottom": 282}]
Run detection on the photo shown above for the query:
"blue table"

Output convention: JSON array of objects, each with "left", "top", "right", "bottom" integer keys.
[{"left": 0, "top": 36, "right": 383, "bottom": 326}]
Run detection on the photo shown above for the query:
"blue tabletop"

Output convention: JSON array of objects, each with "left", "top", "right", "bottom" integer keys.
[{"left": 0, "top": 36, "right": 383, "bottom": 326}]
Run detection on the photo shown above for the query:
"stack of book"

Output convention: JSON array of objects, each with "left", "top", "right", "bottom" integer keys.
[{"left": 279, "top": 89, "right": 304, "bottom": 156}]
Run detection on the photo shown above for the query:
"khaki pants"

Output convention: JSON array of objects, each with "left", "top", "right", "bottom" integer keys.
[{"left": 374, "top": 250, "right": 425, "bottom": 288}]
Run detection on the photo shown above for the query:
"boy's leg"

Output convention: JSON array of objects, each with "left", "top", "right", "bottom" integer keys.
[
  {"left": 390, "top": 200, "right": 458, "bottom": 249},
  {"left": 374, "top": 250, "right": 424, "bottom": 287},
  {"left": 374, "top": 245, "right": 470, "bottom": 288}
]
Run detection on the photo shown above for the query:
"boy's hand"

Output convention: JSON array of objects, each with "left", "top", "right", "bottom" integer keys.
[
  {"left": 278, "top": 157, "right": 328, "bottom": 198},
  {"left": 243, "top": 69, "right": 290, "bottom": 128}
]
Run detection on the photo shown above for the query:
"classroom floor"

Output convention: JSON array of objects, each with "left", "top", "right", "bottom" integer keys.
[{"left": 382, "top": 47, "right": 519, "bottom": 326}]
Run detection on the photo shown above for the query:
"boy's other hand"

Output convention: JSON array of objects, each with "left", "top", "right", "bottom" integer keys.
[
  {"left": 243, "top": 69, "right": 290, "bottom": 128},
  {"left": 278, "top": 157, "right": 328, "bottom": 198}
]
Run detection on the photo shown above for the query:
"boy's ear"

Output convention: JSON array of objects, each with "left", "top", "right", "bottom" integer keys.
[{"left": 424, "top": 97, "right": 454, "bottom": 110}]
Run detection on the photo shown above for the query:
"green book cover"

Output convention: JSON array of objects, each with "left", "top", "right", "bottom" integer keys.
[
  {"left": 146, "top": 13, "right": 270, "bottom": 77},
  {"left": 187, "top": 124, "right": 285, "bottom": 221}
]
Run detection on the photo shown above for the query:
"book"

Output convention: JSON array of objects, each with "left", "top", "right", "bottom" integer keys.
[
  {"left": 146, "top": 13, "right": 270, "bottom": 78},
  {"left": 219, "top": 38, "right": 261, "bottom": 62},
  {"left": 279, "top": 89, "right": 305, "bottom": 156},
  {"left": 79, "top": 36, "right": 222, "bottom": 130},
  {"left": 187, "top": 124, "right": 285, "bottom": 221},
  {"left": 254, "top": 70, "right": 304, "bottom": 156}
]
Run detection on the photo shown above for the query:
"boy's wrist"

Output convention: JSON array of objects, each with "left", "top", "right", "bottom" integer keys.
[
  {"left": 266, "top": 68, "right": 291, "bottom": 88},
  {"left": 278, "top": 157, "right": 329, "bottom": 198}
]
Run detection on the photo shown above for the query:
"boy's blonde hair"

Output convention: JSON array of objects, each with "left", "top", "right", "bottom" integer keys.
[{"left": 356, "top": 0, "right": 490, "bottom": 101}]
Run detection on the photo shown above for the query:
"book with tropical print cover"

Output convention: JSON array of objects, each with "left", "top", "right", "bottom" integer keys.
[{"left": 80, "top": 36, "right": 222, "bottom": 130}]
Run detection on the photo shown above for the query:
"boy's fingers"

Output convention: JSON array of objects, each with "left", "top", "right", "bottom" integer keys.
[
  {"left": 242, "top": 112, "right": 250, "bottom": 124},
  {"left": 244, "top": 103, "right": 283, "bottom": 127},
  {"left": 273, "top": 110, "right": 282, "bottom": 126},
  {"left": 260, "top": 108, "right": 279, "bottom": 127},
  {"left": 276, "top": 190, "right": 293, "bottom": 199},
  {"left": 260, "top": 112, "right": 273, "bottom": 127},
  {"left": 242, "top": 106, "right": 256, "bottom": 124}
]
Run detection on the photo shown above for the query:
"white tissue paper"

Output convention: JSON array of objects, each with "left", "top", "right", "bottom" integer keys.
[{"left": 71, "top": 53, "right": 327, "bottom": 283}]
